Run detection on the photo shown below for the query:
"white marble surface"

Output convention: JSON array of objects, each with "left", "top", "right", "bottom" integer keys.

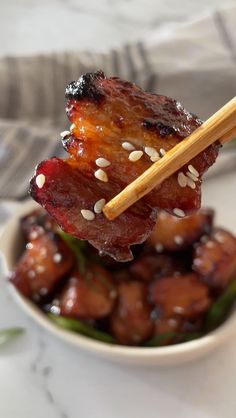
[
  {"left": 0, "top": 170, "right": 236, "bottom": 418},
  {"left": 1, "top": 0, "right": 234, "bottom": 56}
]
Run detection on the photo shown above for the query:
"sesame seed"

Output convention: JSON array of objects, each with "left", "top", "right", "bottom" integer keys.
[
  {"left": 174, "top": 235, "right": 184, "bottom": 245},
  {"left": 109, "top": 290, "right": 117, "bottom": 299},
  {"left": 94, "top": 198, "right": 106, "bottom": 214},
  {"left": 173, "top": 306, "right": 184, "bottom": 314},
  {"left": 206, "top": 241, "right": 215, "bottom": 249},
  {"left": 28, "top": 270, "right": 36, "bottom": 279},
  {"left": 39, "top": 287, "right": 48, "bottom": 296},
  {"left": 144, "top": 147, "right": 158, "bottom": 157},
  {"left": 155, "top": 243, "right": 164, "bottom": 253},
  {"left": 187, "top": 177, "right": 196, "bottom": 189},
  {"left": 36, "top": 265, "right": 45, "bottom": 274},
  {"left": 81, "top": 209, "right": 95, "bottom": 221},
  {"left": 173, "top": 208, "right": 185, "bottom": 218},
  {"left": 144, "top": 146, "right": 160, "bottom": 162},
  {"left": 26, "top": 242, "right": 33, "bottom": 250},
  {"left": 70, "top": 123, "right": 76, "bottom": 131},
  {"left": 200, "top": 235, "right": 208, "bottom": 243},
  {"left": 60, "top": 130, "right": 70, "bottom": 139},
  {"left": 94, "top": 169, "right": 108, "bottom": 182},
  {"left": 188, "top": 165, "right": 199, "bottom": 177},
  {"left": 193, "top": 258, "right": 202, "bottom": 267},
  {"left": 36, "top": 174, "right": 45, "bottom": 189},
  {"left": 29, "top": 230, "right": 38, "bottom": 240},
  {"left": 122, "top": 141, "right": 135, "bottom": 151},
  {"left": 168, "top": 318, "right": 178, "bottom": 328},
  {"left": 177, "top": 172, "right": 187, "bottom": 188},
  {"left": 50, "top": 306, "right": 60, "bottom": 315},
  {"left": 128, "top": 150, "right": 143, "bottom": 162},
  {"left": 95, "top": 157, "right": 111, "bottom": 168},
  {"left": 186, "top": 171, "right": 198, "bottom": 182},
  {"left": 150, "top": 155, "right": 161, "bottom": 162},
  {"left": 159, "top": 148, "right": 166, "bottom": 156},
  {"left": 53, "top": 253, "right": 62, "bottom": 263},
  {"left": 214, "top": 232, "right": 225, "bottom": 243},
  {"left": 40, "top": 247, "right": 47, "bottom": 257}
]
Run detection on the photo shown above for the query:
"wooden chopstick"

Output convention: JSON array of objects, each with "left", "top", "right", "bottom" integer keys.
[{"left": 103, "top": 97, "right": 236, "bottom": 221}]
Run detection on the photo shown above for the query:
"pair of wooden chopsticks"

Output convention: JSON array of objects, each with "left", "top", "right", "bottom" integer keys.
[{"left": 103, "top": 97, "right": 236, "bottom": 221}]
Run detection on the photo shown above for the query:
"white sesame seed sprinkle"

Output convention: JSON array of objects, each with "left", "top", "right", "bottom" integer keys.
[
  {"left": 187, "top": 177, "right": 196, "bottom": 189},
  {"left": 206, "top": 241, "right": 215, "bottom": 249},
  {"left": 60, "top": 130, "right": 70, "bottom": 139},
  {"left": 173, "top": 306, "right": 184, "bottom": 314},
  {"left": 36, "top": 265, "right": 45, "bottom": 274},
  {"left": 95, "top": 157, "right": 111, "bottom": 168},
  {"left": 29, "top": 230, "right": 39, "bottom": 240},
  {"left": 150, "top": 155, "right": 161, "bottom": 162},
  {"left": 173, "top": 208, "right": 185, "bottom": 218},
  {"left": 188, "top": 164, "right": 199, "bottom": 177},
  {"left": 28, "top": 270, "right": 36, "bottom": 279},
  {"left": 26, "top": 243, "right": 33, "bottom": 250},
  {"left": 194, "top": 258, "right": 203, "bottom": 267},
  {"left": 94, "top": 198, "right": 106, "bottom": 214},
  {"left": 128, "top": 150, "right": 143, "bottom": 162},
  {"left": 94, "top": 169, "right": 108, "bottom": 182},
  {"left": 214, "top": 232, "right": 225, "bottom": 244},
  {"left": 159, "top": 148, "right": 166, "bottom": 156},
  {"left": 50, "top": 306, "right": 60, "bottom": 315},
  {"left": 70, "top": 123, "right": 76, "bottom": 131},
  {"left": 168, "top": 318, "right": 178, "bottom": 328},
  {"left": 178, "top": 172, "right": 187, "bottom": 188},
  {"left": 53, "top": 253, "right": 62, "bottom": 263},
  {"left": 122, "top": 141, "right": 135, "bottom": 151},
  {"left": 186, "top": 171, "right": 198, "bottom": 182},
  {"left": 174, "top": 235, "right": 184, "bottom": 245},
  {"left": 39, "top": 287, "right": 48, "bottom": 296},
  {"left": 109, "top": 290, "right": 117, "bottom": 299},
  {"left": 155, "top": 243, "right": 164, "bottom": 253},
  {"left": 36, "top": 174, "right": 45, "bottom": 189},
  {"left": 81, "top": 209, "right": 95, "bottom": 221},
  {"left": 144, "top": 146, "right": 158, "bottom": 157}
]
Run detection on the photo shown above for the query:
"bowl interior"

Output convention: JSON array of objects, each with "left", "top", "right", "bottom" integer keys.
[{"left": 1, "top": 198, "right": 236, "bottom": 366}]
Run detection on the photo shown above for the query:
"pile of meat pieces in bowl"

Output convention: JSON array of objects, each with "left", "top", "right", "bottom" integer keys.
[{"left": 10, "top": 207, "right": 236, "bottom": 346}]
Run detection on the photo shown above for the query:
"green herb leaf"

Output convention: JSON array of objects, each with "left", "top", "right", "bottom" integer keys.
[
  {"left": 144, "top": 332, "right": 177, "bottom": 347},
  {"left": 58, "top": 231, "right": 87, "bottom": 273},
  {"left": 144, "top": 331, "right": 202, "bottom": 347},
  {"left": 205, "top": 279, "right": 236, "bottom": 332},
  {"left": 48, "top": 314, "right": 115, "bottom": 344},
  {"left": 0, "top": 327, "right": 24, "bottom": 346}
]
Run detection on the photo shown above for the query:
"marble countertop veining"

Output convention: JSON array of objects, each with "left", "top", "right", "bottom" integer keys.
[{"left": 1, "top": 171, "right": 236, "bottom": 418}]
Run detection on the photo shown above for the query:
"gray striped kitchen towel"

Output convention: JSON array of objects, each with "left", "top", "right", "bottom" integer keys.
[{"left": 0, "top": 4, "right": 236, "bottom": 225}]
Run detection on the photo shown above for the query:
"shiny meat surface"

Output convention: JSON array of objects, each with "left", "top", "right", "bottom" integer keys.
[
  {"left": 149, "top": 273, "right": 211, "bottom": 319},
  {"left": 58, "top": 265, "right": 116, "bottom": 319},
  {"left": 111, "top": 281, "right": 153, "bottom": 344},
  {"left": 148, "top": 208, "right": 214, "bottom": 251},
  {"left": 30, "top": 71, "right": 219, "bottom": 261},
  {"left": 193, "top": 228, "right": 236, "bottom": 288},
  {"left": 9, "top": 231, "right": 75, "bottom": 300}
]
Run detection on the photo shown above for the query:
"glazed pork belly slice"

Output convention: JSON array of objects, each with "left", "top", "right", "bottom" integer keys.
[{"left": 30, "top": 71, "right": 220, "bottom": 261}]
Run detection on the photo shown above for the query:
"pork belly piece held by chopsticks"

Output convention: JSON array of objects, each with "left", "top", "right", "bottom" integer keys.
[{"left": 30, "top": 71, "right": 220, "bottom": 261}]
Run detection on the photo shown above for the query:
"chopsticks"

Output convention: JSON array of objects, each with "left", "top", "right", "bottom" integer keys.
[{"left": 103, "top": 97, "right": 236, "bottom": 221}]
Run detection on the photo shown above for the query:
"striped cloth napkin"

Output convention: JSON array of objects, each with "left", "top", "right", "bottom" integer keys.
[{"left": 0, "top": 4, "right": 236, "bottom": 227}]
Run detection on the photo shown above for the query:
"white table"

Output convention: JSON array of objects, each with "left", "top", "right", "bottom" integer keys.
[{"left": 0, "top": 170, "right": 236, "bottom": 418}]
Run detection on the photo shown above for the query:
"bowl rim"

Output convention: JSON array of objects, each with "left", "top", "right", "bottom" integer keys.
[{"left": 1, "top": 198, "right": 236, "bottom": 360}]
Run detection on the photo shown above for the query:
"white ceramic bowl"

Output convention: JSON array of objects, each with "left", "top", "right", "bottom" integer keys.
[{"left": 1, "top": 198, "right": 236, "bottom": 366}]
